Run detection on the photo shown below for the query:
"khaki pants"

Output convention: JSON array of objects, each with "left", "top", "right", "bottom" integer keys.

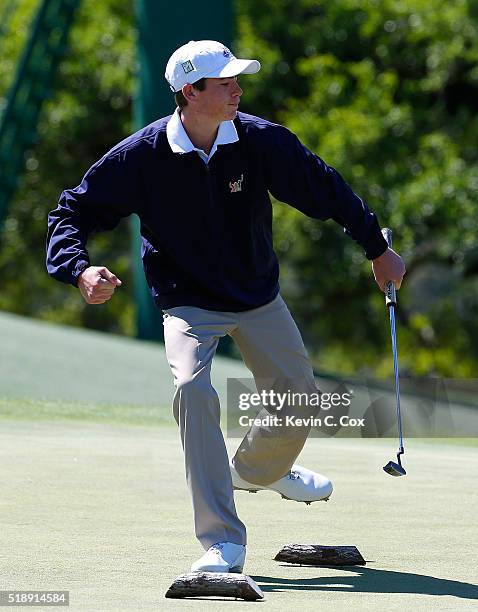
[{"left": 163, "top": 294, "right": 319, "bottom": 549}]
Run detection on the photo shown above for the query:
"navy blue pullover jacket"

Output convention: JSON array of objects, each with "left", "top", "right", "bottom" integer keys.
[{"left": 46, "top": 112, "right": 388, "bottom": 311}]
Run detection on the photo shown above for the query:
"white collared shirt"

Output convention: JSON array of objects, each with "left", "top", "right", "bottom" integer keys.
[{"left": 166, "top": 107, "right": 239, "bottom": 164}]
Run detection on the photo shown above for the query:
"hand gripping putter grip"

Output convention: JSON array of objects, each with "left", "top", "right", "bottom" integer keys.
[{"left": 381, "top": 228, "right": 406, "bottom": 477}]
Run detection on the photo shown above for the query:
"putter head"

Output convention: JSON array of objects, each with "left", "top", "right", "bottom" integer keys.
[{"left": 383, "top": 460, "right": 406, "bottom": 477}]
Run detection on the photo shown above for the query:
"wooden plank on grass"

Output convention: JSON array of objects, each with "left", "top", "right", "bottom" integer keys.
[
  {"left": 274, "top": 544, "right": 366, "bottom": 566},
  {"left": 165, "top": 571, "right": 264, "bottom": 600}
]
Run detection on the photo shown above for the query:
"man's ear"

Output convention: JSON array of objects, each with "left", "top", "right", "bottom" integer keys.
[{"left": 182, "top": 83, "right": 198, "bottom": 104}]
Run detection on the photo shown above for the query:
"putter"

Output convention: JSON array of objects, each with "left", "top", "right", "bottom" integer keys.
[{"left": 381, "top": 228, "right": 406, "bottom": 477}]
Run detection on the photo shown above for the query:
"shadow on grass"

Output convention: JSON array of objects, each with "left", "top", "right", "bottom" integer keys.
[{"left": 251, "top": 566, "right": 478, "bottom": 599}]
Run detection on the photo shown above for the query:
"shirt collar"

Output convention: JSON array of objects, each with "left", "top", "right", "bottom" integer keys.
[{"left": 166, "top": 107, "right": 238, "bottom": 162}]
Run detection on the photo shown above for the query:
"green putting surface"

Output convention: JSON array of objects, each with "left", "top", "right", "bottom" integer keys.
[
  {"left": 0, "top": 312, "right": 477, "bottom": 609},
  {"left": 0, "top": 311, "right": 249, "bottom": 407},
  {"left": 0, "top": 421, "right": 477, "bottom": 610}
]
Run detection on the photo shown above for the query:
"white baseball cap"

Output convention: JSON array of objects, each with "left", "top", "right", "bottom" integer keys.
[{"left": 165, "top": 40, "right": 261, "bottom": 93}]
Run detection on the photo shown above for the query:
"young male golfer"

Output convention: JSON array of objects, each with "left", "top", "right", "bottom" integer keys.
[{"left": 46, "top": 40, "right": 406, "bottom": 574}]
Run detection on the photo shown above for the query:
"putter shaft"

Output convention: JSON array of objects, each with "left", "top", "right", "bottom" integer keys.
[
  {"left": 389, "top": 303, "right": 404, "bottom": 455},
  {"left": 381, "top": 228, "right": 406, "bottom": 476}
]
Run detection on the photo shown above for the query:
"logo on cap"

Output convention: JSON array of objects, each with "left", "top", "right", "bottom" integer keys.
[
  {"left": 181, "top": 60, "right": 195, "bottom": 74},
  {"left": 223, "top": 48, "right": 231, "bottom": 58}
]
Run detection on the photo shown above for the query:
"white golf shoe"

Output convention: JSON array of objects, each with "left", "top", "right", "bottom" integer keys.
[
  {"left": 230, "top": 461, "right": 333, "bottom": 504},
  {"left": 191, "top": 542, "right": 246, "bottom": 573}
]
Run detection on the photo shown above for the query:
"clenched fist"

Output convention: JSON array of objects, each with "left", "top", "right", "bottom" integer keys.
[{"left": 78, "top": 266, "right": 122, "bottom": 304}]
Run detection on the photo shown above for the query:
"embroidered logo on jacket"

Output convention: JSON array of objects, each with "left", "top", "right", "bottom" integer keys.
[{"left": 229, "top": 174, "right": 244, "bottom": 193}]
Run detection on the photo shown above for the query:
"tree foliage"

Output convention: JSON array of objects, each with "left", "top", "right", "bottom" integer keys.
[
  {"left": 1, "top": 0, "right": 477, "bottom": 376},
  {"left": 0, "top": 0, "right": 136, "bottom": 335},
  {"left": 235, "top": 0, "right": 478, "bottom": 376}
]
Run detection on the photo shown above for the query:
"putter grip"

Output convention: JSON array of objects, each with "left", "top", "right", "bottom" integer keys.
[{"left": 381, "top": 228, "right": 397, "bottom": 307}]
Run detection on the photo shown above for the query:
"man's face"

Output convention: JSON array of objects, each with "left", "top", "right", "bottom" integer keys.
[{"left": 193, "top": 76, "right": 243, "bottom": 122}]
